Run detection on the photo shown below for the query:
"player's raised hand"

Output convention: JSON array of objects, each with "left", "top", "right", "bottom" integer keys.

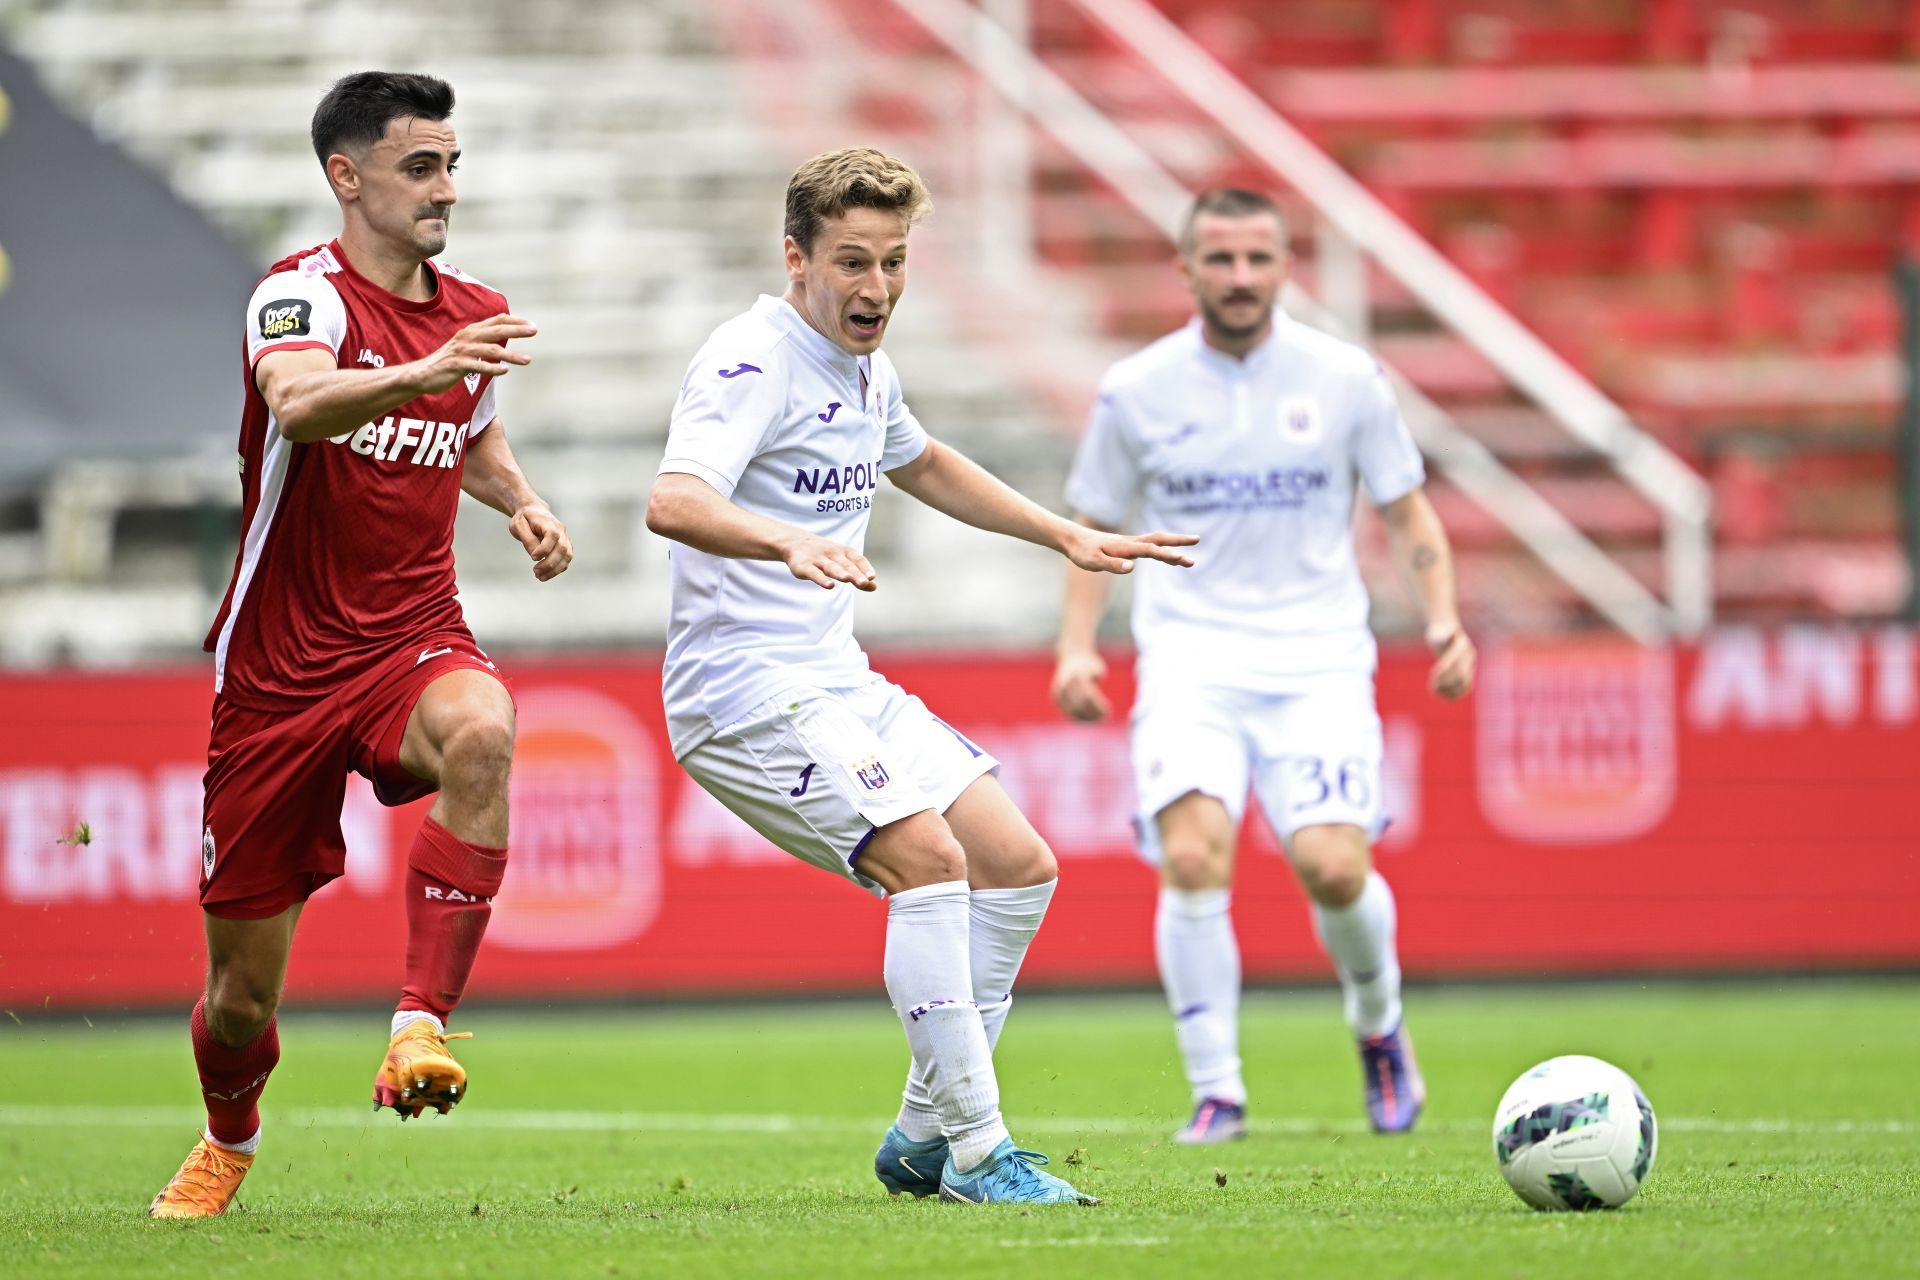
[
  {"left": 784, "top": 533, "right": 877, "bottom": 592},
  {"left": 509, "top": 503, "right": 573, "bottom": 581},
  {"left": 1050, "top": 649, "right": 1112, "bottom": 723},
  {"left": 1426, "top": 623, "right": 1476, "bottom": 699},
  {"left": 417, "top": 313, "right": 537, "bottom": 394},
  {"left": 1063, "top": 528, "right": 1199, "bottom": 575}
]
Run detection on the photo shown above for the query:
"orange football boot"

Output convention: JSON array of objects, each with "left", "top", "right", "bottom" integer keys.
[
  {"left": 149, "top": 1132, "right": 254, "bottom": 1218},
  {"left": 373, "top": 1020, "right": 473, "bottom": 1118}
]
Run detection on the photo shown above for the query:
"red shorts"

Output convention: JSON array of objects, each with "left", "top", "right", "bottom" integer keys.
[{"left": 199, "top": 633, "right": 511, "bottom": 919}]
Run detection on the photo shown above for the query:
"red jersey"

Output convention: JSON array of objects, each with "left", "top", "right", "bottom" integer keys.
[{"left": 205, "top": 240, "right": 509, "bottom": 708}]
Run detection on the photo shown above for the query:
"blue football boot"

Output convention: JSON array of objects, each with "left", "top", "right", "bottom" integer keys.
[
  {"left": 938, "top": 1139, "right": 1100, "bottom": 1205},
  {"left": 1360, "top": 1021, "right": 1426, "bottom": 1133},
  {"left": 874, "top": 1125, "right": 947, "bottom": 1198},
  {"left": 1173, "top": 1097, "right": 1248, "bottom": 1145}
]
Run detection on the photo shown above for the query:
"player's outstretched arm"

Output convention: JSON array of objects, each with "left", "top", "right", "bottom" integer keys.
[
  {"left": 646, "top": 472, "right": 877, "bottom": 591},
  {"left": 257, "top": 314, "right": 536, "bottom": 443},
  {"left": 887, "top": 440, "right": 1197, "bottom": 573},
  {"left": 1380, "top": 487, "right": 1474, "bottom": 699},
  {"left": 1051, "top": 514, "right": 1120, "bottom": 723},
  {"left": 461, "top": 420, "right": 572, "bottom": 581}
]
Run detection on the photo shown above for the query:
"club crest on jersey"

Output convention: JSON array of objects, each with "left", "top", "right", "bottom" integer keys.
[
  {"left": 259, "top": 298, "right": 312, "bottom": 340},
  {"left": 201, "top": 826, "right": 216, "bottom": 881},
  {"left": 1279, "top": 396, "right": 1324, "bottom": 444},
  {"left": 851, "top": 756, "right": 891, "bottom": 792},
  {"left": 465, "top": 372, "right": 482, "bottom": 395}
]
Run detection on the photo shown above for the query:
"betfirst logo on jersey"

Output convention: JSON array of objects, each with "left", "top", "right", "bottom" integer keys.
[
  {"left": 333, "top": 416, "right": 471, "bottom": 468},
  {"left": 488, "top": 686, "right": 663, "bottom": 952},
  {"left": 258, "top": 298, "right": 312, "bottom": 340},
  {"left": 1475, "top": 640, "right": 1677, "bottom": 843}
]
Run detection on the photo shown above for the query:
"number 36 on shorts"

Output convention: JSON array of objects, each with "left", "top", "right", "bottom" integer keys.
[{"left": 1286, "top": 755, "right": 1376, "bottom": 816}]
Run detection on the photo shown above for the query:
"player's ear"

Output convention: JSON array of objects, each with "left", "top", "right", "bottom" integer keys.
[
  {"left": 782, "top": 234, "right": 808, "bottom": 282},
  {"left": 326, "top": 152, "right": 360, "bottom": 203}
]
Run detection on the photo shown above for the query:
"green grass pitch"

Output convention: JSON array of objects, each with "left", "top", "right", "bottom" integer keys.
[{"left": 3, "top": 981, "right": 1917, "bottom": 1278}]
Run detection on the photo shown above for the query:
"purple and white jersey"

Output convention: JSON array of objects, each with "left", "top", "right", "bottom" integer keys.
[
  {"left": 657, "top": 295, "right": 930, "bottom": 757},
  {"left": 1066, "top": 311, "right": 1425, "bottom": 690}
]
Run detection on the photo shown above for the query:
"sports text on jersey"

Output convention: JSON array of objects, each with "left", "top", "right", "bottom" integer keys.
[
  {"left": 332, "top": 415, "right": 475, "bottom": 469},
  {"left": 1157, "top": 466, "right": 1331, "bottom": 513}
]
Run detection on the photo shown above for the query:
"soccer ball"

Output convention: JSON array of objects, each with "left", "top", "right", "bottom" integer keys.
[{"left": 1492, "top": 1055, "right": 1657, "bottom": 1211}]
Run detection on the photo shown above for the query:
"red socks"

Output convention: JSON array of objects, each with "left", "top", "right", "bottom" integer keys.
[
  {"left": 397, "top": 817, "right": 509, "bottom": 1021},
  {"left": 191, "top": 996, "right": 279, "bottom": 1146}
]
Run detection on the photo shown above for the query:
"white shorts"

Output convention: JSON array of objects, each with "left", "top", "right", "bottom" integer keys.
[
  {"left": 1130, "top": 672, "right": 1387, "bottom": 862},
  {"left": 679, "top": 676, "right": 998, "bottom": 894}
]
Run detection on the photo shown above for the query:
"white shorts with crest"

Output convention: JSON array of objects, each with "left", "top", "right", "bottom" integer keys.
[{"left": 679, "top": 675, "right": 998, "bottom": 894}]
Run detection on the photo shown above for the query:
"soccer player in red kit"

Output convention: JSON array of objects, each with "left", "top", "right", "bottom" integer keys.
[{"left": 148, "top": 71, "right": 573, "bottom": 1218}]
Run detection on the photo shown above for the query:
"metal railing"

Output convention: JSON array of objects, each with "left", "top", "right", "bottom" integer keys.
[{"left": 894, "top": 0, "right": 1715, "bottom": 641}]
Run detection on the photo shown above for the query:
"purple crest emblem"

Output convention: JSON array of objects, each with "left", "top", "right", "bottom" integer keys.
[{"left": 854, "top": 757, "right": 891, "bottom": 791}]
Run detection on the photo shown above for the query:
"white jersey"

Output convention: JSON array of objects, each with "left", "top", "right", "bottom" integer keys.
[
  {"left": 658, "top": 295, "right": 931, "bottom": 757},
  {"left": 1066, "top": 311, "right": 1425, "bottom": 690}
]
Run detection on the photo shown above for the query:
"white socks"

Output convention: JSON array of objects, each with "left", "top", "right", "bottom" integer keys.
[
  {"left": 1156, "top": 886, "right": 1247, "bottom": 1106},
  {"left": 390, "top": 1010, "right": 445, "bottom": 1038},
  {"left": 1312, "top": 870, "right": 1403, "bottom": 1038},
  {"left": 206, "top": 1127, "right": 261, "bottom": 1155},
  {"left": 896, "top": 879, "right": 1057, "bottom": 1147},
  {"left": 884, "top": 880, "right": 1008, "bottom": 1170}
]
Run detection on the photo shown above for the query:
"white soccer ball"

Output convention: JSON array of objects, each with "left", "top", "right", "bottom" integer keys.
[{"left": 1492, "top": 1054, "right": 1657, "bottom": 1211}]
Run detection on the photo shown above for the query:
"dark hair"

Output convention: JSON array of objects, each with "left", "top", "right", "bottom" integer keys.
[
  {"left": 310, "top": 71, "right": 455, "bottom": 165},
  {"left": 1179, "top": 187, "right": 1287, "bottom": 254},
  {"left": 784, "top": 148, "right": 932, "bottom": 254}
]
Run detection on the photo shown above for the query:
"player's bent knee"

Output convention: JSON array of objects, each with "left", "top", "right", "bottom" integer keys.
[
  {"left": 1162, "top": 840, "right": 1229, "bottom": 891},
  {"left": 1295, "top": 849, "right": 1369, "bottom": 907},
  {"left": 204, "top": 976, "right": 281, "bottom": 1044},
  {"left": 441, "top": 714, "right": 515, "bottom": 786},
  {"left": 990, "top": 831, "right": 1057, "bottom": 888},
  {"left": 867, "top": 822, "right": 969, "bottom": 891}
]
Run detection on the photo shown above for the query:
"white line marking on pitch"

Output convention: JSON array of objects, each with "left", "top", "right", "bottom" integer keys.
[{"left": 0, "top": 1106, "right": 1911, "bottom": 1137}]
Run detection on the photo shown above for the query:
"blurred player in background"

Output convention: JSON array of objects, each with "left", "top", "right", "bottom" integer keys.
[
  {"left": 1051, "top": 188, "right": 1474, "bottom": 1144},
  {"left": 149, "top": 72, "right": 573, "bottom": 1218},
  {"left": 646, "top": 148, "right": 1195, "bottom": 1205}
]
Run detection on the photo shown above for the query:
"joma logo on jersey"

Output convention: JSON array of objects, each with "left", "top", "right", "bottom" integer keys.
[
  {"left": 792, "top": 460, "right": 883, "bottom": 495},
  {"left": 334, "top": 416, "right": 469, "bottom": 468},
  {"left": 258, "top": 298, "right": 312, "bottom": 340}
]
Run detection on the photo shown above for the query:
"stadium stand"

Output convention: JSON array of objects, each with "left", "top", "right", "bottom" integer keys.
[
  {"left": 0, "top": 0, "right": 1909, "bottom": 660},
  {"left": 0, "top": 0, "right": 1084, "bottom": 661}
]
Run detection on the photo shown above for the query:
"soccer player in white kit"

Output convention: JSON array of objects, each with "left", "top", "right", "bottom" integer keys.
[
  {"left": 1051, "top": 189, "right": 1476, "bottom": 1143},
  {"left": 645, "top": 149, "right": 1196, "bottom": 1203}
]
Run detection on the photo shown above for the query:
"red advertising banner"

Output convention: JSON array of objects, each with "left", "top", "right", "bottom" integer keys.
[{"left": 2, "top": 629, "right": 1916, "bottom": 1009}]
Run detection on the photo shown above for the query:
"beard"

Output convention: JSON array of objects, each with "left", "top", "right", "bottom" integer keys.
[
  {"left": 411, "top": 211, "right": 450, "bottom": 258},
  {"left": 1199, "top": 292, "right": 1271, "bottom": 340}
]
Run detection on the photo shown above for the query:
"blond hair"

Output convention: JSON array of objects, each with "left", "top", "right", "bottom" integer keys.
[{"left": 784, "top": 148, "right": 933, "bottom": 253}]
